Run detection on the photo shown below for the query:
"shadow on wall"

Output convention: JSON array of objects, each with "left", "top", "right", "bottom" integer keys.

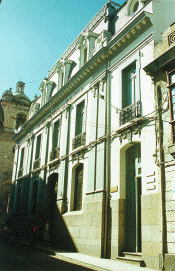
[{"left": 53, "top": 207, "right": 77, "bottom": 252}]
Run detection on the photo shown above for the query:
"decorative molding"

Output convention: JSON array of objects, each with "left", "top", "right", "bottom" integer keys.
[{"left": 168, "top": 31, "right": 175, "bottom": 46}]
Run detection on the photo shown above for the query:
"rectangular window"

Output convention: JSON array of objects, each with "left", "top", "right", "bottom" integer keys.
[
  {"left": 18, "top": 147, "right": 25, "bottom": 177},
  {"left": 84, "top": 47, "right": 87, "bottom": 64},
  {"left": 75, "top": 100, "right": 85, "bottom": 136},
  {"left": 35, "top": 134, "right": 41, "bottom": 160},
  {"left": 19, "top": 147, "right": 25, "bottom": 169},
  {"left": 120, "top": 61, "right": 141, "bottom": 126},
  {"left": 50, "top": 120, "right": 60, "bottom": 161},
  {"left": 122, "top": 62, "right": 136, "bottom": 109},
  {"left": 52, "top": 120, "right": 60, "bottom": 150},
  {"left": 168, "top": 71, "right": 175, "bottom": 143}
]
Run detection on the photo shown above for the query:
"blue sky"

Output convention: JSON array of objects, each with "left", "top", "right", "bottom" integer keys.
[{"left": 0, "top": 0, "right": 125, "bottom": 101}]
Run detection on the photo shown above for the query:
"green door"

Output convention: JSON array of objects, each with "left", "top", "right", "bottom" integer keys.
[{"left": 125, "top": 144, "right": 141, "bottom": 252}]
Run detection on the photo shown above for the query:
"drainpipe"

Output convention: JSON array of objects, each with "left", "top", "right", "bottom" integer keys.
[
  {"left": 14, "top": 144, "right": 20, "bottom": 181},
  {"left": 63, "top": 104, "right": 71, "bottom": 213},
  {"left": 102, "top": 61, "right": 111, "bottom": 259},
  {"left": 157, "top": 85, "right": 166, "bottom": 271}
]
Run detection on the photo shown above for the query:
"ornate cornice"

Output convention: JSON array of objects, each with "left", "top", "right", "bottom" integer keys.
[{"left": 48, "top": 1, "right": 120, "bottom": 78}]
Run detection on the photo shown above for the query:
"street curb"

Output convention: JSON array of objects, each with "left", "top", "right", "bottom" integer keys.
[
  {"left": 9, "top": 237, "right": 106, "bottom": 271},
  {"left": 36, "top": 245, "right": 109, "bottom": 271}
]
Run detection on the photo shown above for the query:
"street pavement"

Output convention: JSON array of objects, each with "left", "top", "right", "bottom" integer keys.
[
  {"left": 0, "top": 234, "right": 94, "bottom": 270},
  {"left": 0, "top": 233, "right": 158, "bottom": 271}
]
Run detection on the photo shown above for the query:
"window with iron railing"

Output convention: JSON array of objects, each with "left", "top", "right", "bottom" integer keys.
[
  {"left": 119, "top": 100, "right": 141, "bottom": 126},
  {"left": 50, "top": 120, "right": 61, "bottom": 161},
  {"left": 33, "top": 134, "right": 41, "bottom": 170},
  {"left": 72, "top": 100, "right": 86, "bottom": 149},
  {"left": 50, "top": 147, "right": 60, "bottom": 161},
  {"left": 33, "top": 158, "right": 40, "bottom": 170},
  {"left": 120, "top": 61, "right": 141, "bottom": 125},
  {"left": 18, "top": 168, "right": 23, "bottom": 178},
  {"left": 72, "top": 133, "right": 86, "bottom": 150},
  {"left": 18, "top": 147, "right": 25, "bottom": 177},
  {"left": 35, "top": 134, "right": 41, "bottom": 161}
]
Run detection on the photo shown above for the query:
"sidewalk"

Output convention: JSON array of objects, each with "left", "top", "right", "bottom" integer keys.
[
  {"left": 9, "top": 236, "right": 157, "bottom": 271},
  {"left": 36, "top": 243, "right": 157, "bottom": 271}
]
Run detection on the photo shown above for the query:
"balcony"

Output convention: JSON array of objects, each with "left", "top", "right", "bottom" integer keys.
[
  {"left": 72, "top": 133, "right": 86, "bottom": 150},
  {"left": 33, "top": 158, "right": 40, "bottom": 170},
  {"left": 119, "top": 101, "right": 141, "bottom": 126},
  {"left": 18, "top": 168, "right": 23, "bottom": 178},
  {"left": 49, "top": 147, "right": 60, "bottom": 161}
]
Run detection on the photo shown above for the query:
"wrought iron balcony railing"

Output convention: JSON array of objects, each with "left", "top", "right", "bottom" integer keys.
[
  {"left": 49, "top": 147, "right": 60, "bottom": 161},
  {"left": 33, "top": 158, "right": 40, "bottom": 170},
  {"left": 72, "top": 133, "right": 86, "bottom": 150},
  {"left": 119, "top": 101, "right": 141, "bottom": 126},
  {"left": 18, "top": 168, "right": 23, "bottom": 178}
]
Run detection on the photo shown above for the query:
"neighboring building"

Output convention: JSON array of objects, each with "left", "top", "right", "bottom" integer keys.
[
  {"left": 10, "top": 0, "right": 175, "bottom": 270},
  {"left": 0, "top": 82, "right": 31, "bottom": 222},
  {"left": 144, "top": 22, "right": 175, "bottom": 271}
]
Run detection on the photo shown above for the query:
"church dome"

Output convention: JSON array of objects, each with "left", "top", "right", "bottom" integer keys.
[{"left": 13, "top": 81, "right": 31, "bottom": 107}]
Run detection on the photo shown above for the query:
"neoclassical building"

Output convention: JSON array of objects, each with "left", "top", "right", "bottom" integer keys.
[{"left": 9, "top": 0, "right": 175, "bottom": 269}]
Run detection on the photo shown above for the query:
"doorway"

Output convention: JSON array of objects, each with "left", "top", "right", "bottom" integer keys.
[
  {"left": 47, "top": 173, "right": 58, "bottom": 217},
  {"left": 125, "top": 143, "right": 141, "bottom": 253}
]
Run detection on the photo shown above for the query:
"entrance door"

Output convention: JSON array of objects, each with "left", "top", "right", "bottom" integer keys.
[
  {"left": 125, "top": 144, "right": 141, "bottom": 252},
  {"left": 48, "top": 173, "right": 58, "bottom": 218}
]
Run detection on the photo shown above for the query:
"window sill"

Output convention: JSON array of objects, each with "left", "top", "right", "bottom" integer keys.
[{"left": 63, "top": 210, "right": 83, "bottom": 216}]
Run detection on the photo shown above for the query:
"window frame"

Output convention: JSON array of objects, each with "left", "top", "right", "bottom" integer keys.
[
  {"left": 167, "top": 69, "right": 175, "bottom": 143},
  {"left": 75, "top": 100, "right": 85, "bottom": 137},
  {"left": 35, "top": 133, "right": 42, "bottom": 161}
]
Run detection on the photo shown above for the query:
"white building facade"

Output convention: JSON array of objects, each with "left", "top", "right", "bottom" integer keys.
[{"left": 10, "top": 0, "right": 175, "bottom": 269}]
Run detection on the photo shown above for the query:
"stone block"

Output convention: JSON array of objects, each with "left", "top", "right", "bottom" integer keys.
[
  {"left": 87, "top": 226, "right": 96, "bottom": 239},
  {"left": 91, "top": 213, "right": 102, "bottom": 227},
  {"left": 96, "top": 226, "right": 101, "bottom": 239},
  {"left": 74, "top": 215, "right": 83, "bottom": 226},
  {"left": 141, "top": 194, "right": 150, "bottom": 209},
  {"left": 166, "top": 191, "right": 173, "bottom": 202},
  {"left": 82, "top": 213, "right": 92, "bottom": 226},
  {"left": 141, "top": 208, "right": 151, "bottom": 225},
  {"left": 142, "top": 241, "right": 152, "bottom": 256},
  {"left": 143, "top": 255, "right": 160, "bottom": 270},
  {"left": 150, "top": 225, "right": 161, "bottom": 243},
  {"left": 79, "top": 226, "right": 88, "bottom": 238},
  {"left": 166, "top": 210, "right": 175, "bottom": 222},
  {"left": 167, "top": 232, "right": 175, "bottom": 243},
  {"left": 150, "top": 242, "right": 161, "bottom": 257},
  {"left": 111, "top": 244, "right": 119, "bottom": 258},
  {"left": 110, "top": 199, "right": 119, "bottom": 212},
  {"left": 111, "top": 227, "right": 118, "bottom": 240},
  {"left": 76, "top": 243, "right": 101, "bottom": 257},
  {"left": 150, "top": 193, "right": 160, "bottom": 208},
  {"left": 151, "top": 207, "right": 161, "bottom": 225},
  {"left": 111, "top": 211, "right": 118, "bottom": 226},
  {"left": 167, "top": 221, "right": 175, "bottom": 232},
  {"left": 87, "top": 202, "right": 97, "bottom": 213},
  {"left": 167, "top": 242, "right": 175, "bottom": 253},
  {"left": 142, "top": 225, "right": 151, "bottom": 242},
  {"left": 165, "top": 254, "right": 175, "bottom": 271},
  {"left": 166, "top": 200, "right": 175, "bottom": 211},
  {"left": 68, "top": 226, "right": 80, "bottom": 238},
  {"left": 85, "top": 238, "right": 101, "bottom": 246},
  {"left": 96, "top": 201, "right": 102, "bottom": 213}
]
